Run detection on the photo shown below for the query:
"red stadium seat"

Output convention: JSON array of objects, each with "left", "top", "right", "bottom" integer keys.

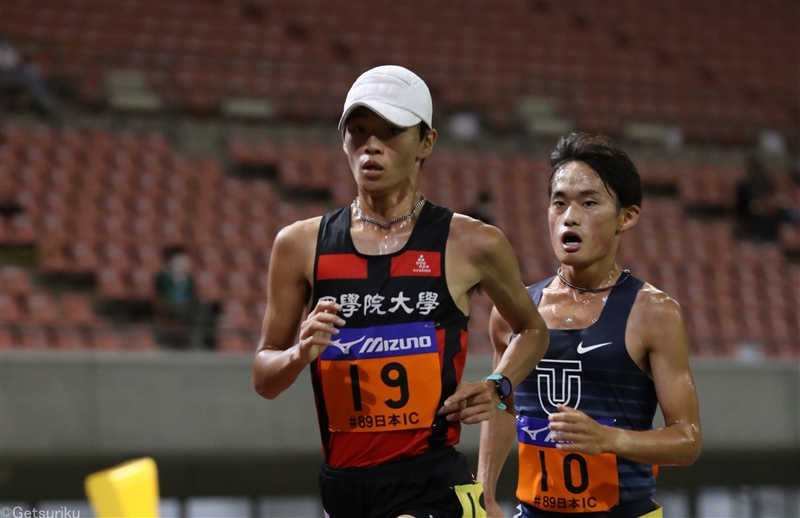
[
  {"left": 52, "top": 327, "right": 88, "bottom": 351},
  {"left": 0, "top": 326, "right": 18, "bottom": 350},
  {"left": 5, "top": 213, "right": 37, "bottom": 245},
  {"left": 100, "top": 242, "right": 133, "bottom": 271},
  {"left": 18, "top": 325, "right": 50, "bottom": 350},
  {"left": 60, "top": 294, "right": 98, "bottom": 326},
  {"left": 228, "top": 248, "right": 256, "bottom": 276},
  {"left": 219, "top": 299, "right": 250, "bottom": 330},
  {"left": 0, "top": 294, "right": 23, "bottom": 324},
  {"left": 120, "top": 325, "right": 158, "bottom": 351},
  {"left": 216, "top": 329, "right": 253, "bottom": 354},
  {"left": 0, "top": 265, "right": 32, "bottom": 295},
  {"left": 224, "top": 272, "right": 254, "bottom": 302},
  {"left": 195, "top": 270, "right": 223, "bottom": 302},
  {"left": 67, "top": 242, "right": 101, "bottom": 275},
  {"left": 97, "top": 268, "right": 128, "bottom": 300},
  {"left": 88, "top": 325, "right": 120, "bottom": 351},
  {"left": 129, "top": 268, "right": 156, "bottom": 300},
  {"left": 25, "top": 292, "right": 58, "bottom": 325}
]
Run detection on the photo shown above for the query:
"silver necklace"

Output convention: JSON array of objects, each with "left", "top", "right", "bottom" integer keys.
[
  {"left": 353, "top": 194, "right": 426, "bottom": 229},
  {"left": 557, "top": 267, "right": 631, "bottom": 293}
]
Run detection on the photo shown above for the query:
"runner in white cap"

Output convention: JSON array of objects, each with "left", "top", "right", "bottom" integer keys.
[{"left": 253, "top": 65, "right": 549, "bottom": 518}]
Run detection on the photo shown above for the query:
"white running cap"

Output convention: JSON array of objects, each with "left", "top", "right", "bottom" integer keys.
[{"left": 338, "top": 65, "right": 433, "bottom": 131}]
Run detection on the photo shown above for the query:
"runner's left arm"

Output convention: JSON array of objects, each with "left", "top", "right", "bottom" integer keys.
[
  {"left": 548, "top": 291, "right": 702, "bottom": 466},
  {"left": 478, "top": 307, "right": 521, "bottom": 517},
  {"left": 439, "top": 223, "right": 548, "bottom": 424}
]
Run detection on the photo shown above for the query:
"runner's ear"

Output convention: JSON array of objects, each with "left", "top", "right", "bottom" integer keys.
[
  {"left": 617, "top": 205, "right": 640, "bottom": 234},
  {"left": 417, "top": 127, "right": 438, "bottom": 161}
]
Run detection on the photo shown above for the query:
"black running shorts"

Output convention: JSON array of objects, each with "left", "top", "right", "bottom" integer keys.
[{"left": 319, "top": 446, "right": 477, "bottom": 518}]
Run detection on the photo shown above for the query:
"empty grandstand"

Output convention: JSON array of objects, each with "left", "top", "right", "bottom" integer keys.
[{"left": 1, "top": 1, "right": 798, "bottom": 517}]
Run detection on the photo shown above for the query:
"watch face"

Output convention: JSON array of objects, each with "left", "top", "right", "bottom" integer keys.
[{"left": 499, "top": 377, "right": 512, "bottom": 398}]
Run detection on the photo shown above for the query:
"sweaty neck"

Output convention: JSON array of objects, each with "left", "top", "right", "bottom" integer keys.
[
  {"left": 558, "top": 256, "right": 622, "bottom": 292},
  {"left": 349, "top": 198, "right": 424, "bottom": 256},
  {"left": 355, "top": 178, "right": 420, "bottom": 220}
]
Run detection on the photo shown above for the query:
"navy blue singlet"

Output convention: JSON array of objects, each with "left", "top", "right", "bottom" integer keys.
[{"left": 515, "top": 275, "right": 658, "bottom": 516}]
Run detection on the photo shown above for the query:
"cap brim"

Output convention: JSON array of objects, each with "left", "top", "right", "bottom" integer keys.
[{"left": 338, "top": 101, "right": 423, "bottom": 131}]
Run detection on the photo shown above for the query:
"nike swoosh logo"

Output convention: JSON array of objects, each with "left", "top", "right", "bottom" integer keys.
[
  {"left": 328, "top": 336, "right": 366, "bottom": 354},
  {"left": 576, "top": 341, "right": 613, "bottom": 354}
]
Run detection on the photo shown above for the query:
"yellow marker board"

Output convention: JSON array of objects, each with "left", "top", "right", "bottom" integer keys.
[{"left": 85, "top": 457, "right": 159, "bottom": 518}]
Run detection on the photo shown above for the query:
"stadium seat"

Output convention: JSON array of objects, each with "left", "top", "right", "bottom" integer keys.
[
  {"left": 67, "top": 241, "right": 100, "bottom": 273},
  {"left": 101, "top": 242, "right": 133, "bottom": 271},
  {"left": 60, "top": 294, "right": 99, "bottom": 326},
  {"left": 229, "top": 248, "right": 256, "bottom": 276},
  {"left": 216, "top": 329, "right": 253, "bottom": 354},
  {"left": 18, "top": 325, "right": 50, "bottom": 350},
  {"left": 53, "top": 327, "right": 88, "bottom": 350},
  {"left": 97, "top": 268, "right": 128, "bottom": 300},
  {"left": 0, "top": 265, "right": 32, "bottom": 295},
  {"left": 120, "top": 325, "right": 158, "bottom": 351},
  {"left": 89, "top": 325, "right": 120, "bottom": 351},
  {"left": 194, "top": 271, "right": 223, "bottom": 302},
  {"left": 25, "top": 292, "right": 58, "bottom": 325},
  {"left": 0, "top": 326, "right": 18, "bottom": 350},
  {"left": 129, "top": 268, "right": 156, "bottom": 300},
  {"left": 0, "top": 294, "right": 23, "bottom": 324}
]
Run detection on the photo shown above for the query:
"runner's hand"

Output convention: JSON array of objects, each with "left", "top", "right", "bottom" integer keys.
[
  {"left": 298, "top": 300, "right": 345, "bottom": 363},
  {"left": 548, "top": 404, "right": 614, "bottom": 455},
  {"left": 437, "top": 380, "right": 500, "bottom": 424}
]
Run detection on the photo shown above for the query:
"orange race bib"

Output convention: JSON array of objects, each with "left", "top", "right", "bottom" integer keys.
[
  {"left": 517, "top": 415, "right": 619, "bottom": 513},
  {"left": 319, "top": 322, "right": 441, "bottom": 433}
]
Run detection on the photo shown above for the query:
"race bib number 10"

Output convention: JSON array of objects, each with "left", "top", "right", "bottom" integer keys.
[
  {"left": 517, "top": 415, "right": 619, "bottom": 513},
  {"left": 319, "top": 322, "right": 442, "bottom": 433}
]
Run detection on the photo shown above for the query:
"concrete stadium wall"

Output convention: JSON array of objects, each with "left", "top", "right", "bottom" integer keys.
[{"left": 1, "top": 351, "right": 798, "bottom": 500}]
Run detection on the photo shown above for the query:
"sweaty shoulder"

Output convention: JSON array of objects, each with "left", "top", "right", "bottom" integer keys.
[
  {"left": 274, "top": 216, "right": 322, "bottom": 250},
  {"left": 449, "top": 213, "right": 509, "bottom": 262},
  {"left": 271, "top": 216, "right": 323, "bottom": 280},
  {"left": 629, "top": 282, "right": 686, "bottom": 350},
  {"left": 445, "top": 214, "right": 514, "bottom": 308}
]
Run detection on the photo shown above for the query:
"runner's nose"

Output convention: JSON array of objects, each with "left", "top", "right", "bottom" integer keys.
[
  {"left": 364, "top": 134, "right": 383, "bottom": 155},
  {"left": 563, "top": 202, "right": 581, "bottom": 226}
]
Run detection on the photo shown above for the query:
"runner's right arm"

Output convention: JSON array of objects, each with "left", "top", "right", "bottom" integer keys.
[{"left": 252, "top": 219, "right": 345, "bottom": 400}]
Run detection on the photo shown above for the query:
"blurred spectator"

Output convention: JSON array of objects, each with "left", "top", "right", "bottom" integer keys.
[
  {"left": 465, "top": 191, "right": 494, "bottom": 225},
  {"left": 0, "top": 36, "right": 51, "bottom": 116},
  {"left": 154, "top": 246, "right": 199, "bottom": 348},
  {"left": 448, "top": 110, "right": 481, "bottom": 141},
  {"left": 735, "top": 157, "right": 800, "bottom": 241},
  {"left": 758, "top": 130, "right": 786, "bottom": 156}
]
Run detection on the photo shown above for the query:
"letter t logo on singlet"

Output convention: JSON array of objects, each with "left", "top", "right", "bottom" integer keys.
[{"left": 536, "top": 359, "right": 582, "bottom": 414}]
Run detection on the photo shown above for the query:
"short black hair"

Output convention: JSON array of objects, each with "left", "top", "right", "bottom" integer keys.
[
  {"left": 163, "top": 245, "right": 186, "bottom": 261},
  {"left": 548, "top": 132, "right": 642, "bottom": 209},
  {"left": 418, "top": 122, "right": 430, "bottom": 141}
]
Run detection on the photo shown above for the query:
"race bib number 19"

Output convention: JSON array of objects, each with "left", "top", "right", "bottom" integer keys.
[
  {"left": 517, "top": 415, "right": 619, "bottom": 513},
  {"left": 319, "top": 322, "right": 441, "bottom": 433}
]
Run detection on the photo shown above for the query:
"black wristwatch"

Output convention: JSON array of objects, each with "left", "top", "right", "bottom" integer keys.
[{"left": 482, "top": 373, "right": 512, "bottom": 400}]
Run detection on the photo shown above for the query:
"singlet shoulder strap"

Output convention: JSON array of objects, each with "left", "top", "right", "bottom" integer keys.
[
  {"left": 600, "top": 274, "right": 646, "bottom": 321},
  {"left": 526, "top": 276, "right": 556, "bottom": 307},
  {"left": 316, "top": 205, "right": 353, "bottom": 255},
  {"left": 404, "top": 201, "right": 453, "bottom": 249}
]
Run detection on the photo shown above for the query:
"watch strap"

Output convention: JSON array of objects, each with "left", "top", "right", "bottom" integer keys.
[{"left": 482, "top": 374, "right": 510, "bottom": 410}]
